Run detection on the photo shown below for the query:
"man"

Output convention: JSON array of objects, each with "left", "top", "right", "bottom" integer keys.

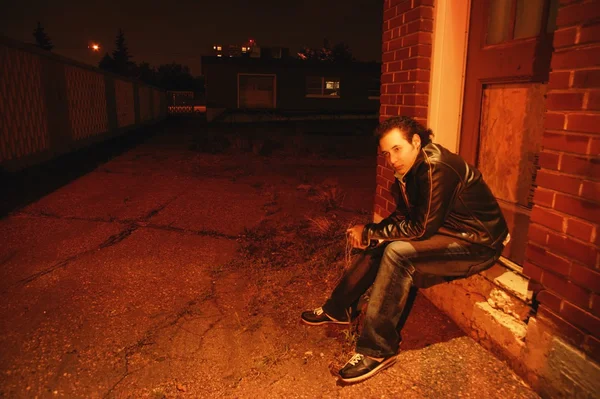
[{"left": 301, "top": 116, "right": 509, "bottom": 384}]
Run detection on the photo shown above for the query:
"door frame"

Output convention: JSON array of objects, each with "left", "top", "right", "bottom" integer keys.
[{"left": 428, "top": 0, "right": 471, "bottom": 153}]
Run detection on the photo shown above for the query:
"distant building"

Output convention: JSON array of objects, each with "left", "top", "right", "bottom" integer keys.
[
  {"left": 212, "top": 39, "right": 258, "bottom": 58},
  {"left": 211, "top": 39, "right": 289, "bottom": 59},
  {"left": 201, "top": 56, "right": 380, "bottom": 122}
]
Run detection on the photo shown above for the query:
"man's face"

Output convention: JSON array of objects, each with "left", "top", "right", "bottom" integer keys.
[{"left": 379, "top": 128, "right": 421, "bottom": 176}]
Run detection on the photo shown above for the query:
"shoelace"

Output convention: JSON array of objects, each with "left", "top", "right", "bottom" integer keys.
[
  {"left": 347, "top": 353, "right": 364, "bottom": 366},
  {"left": 313, "top": 307, "right": 324, "bottom": 316}
]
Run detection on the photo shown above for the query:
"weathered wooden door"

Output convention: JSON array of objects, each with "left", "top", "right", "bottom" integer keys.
[{"left": 461, "top": 0, "right": 558, "bottom": 266}]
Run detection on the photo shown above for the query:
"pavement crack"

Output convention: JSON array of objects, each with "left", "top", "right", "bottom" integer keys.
[
  {"left": 14, "top": 255, "right": 78, "bottom": 287},
  {"left": 99, "top": 224, "right": 138, "bottom": 249},
  {"left": 12, "top": 211, "right": 128, "bottom": 225},
  {"left": 143, "top": 223, "right": 238, "bottom": 240},
  {"left": 8, "top": 224, "right": 139, "bottom": 291},
  {"left": 11, "top": 209, "right": 239, "bottom": 241},
  {"left": 141, "top": 194, "right": 181, "bottom": 220},
  {"left": 103, "top": 291, "right": 222, "bottom": 397}
]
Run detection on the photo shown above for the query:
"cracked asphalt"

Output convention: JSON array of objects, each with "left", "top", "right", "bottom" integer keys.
[{"left": 0, "top": 119, "right": 539, "bottom": 398}]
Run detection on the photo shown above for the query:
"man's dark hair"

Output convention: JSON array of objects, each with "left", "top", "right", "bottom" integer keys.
[{"left": 374, "top": 116, "right": 433, "bottom": 146}]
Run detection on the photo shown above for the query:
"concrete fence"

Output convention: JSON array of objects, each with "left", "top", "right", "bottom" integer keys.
[{"left": 0, "top": 36, "right": 167, "bottom": 172}]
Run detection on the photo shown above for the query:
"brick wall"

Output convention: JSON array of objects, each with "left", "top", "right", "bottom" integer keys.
[
  {"left": 523, "top": 0, "right": 600, "bottom": 362},
  {"left": 376, "top": 0, "right": 434, "bottom": 219}
]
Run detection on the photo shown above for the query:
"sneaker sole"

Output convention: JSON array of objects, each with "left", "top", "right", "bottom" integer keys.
[
  {"left": 338, "top": 356, "right": 397, "bottom": 384},
  {"left": 300, "top": 318, "right": 350, "bottom": 326}
]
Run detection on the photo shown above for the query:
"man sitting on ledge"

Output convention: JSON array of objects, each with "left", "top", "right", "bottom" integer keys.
[{"left": 301, "top": 116, "right": 509, "bottom": 384}]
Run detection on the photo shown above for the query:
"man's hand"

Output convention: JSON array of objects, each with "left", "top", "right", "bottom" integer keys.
[{"left": 347, "top": 224, "right": 367, "bottom": 249}]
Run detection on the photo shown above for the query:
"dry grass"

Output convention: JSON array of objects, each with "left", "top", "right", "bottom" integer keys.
[
  {"left": 315, "top": 186, "right": 346, "bottom": 211},
  {"left": 306, "top": 216, "right": 333, "bottom": 235}
]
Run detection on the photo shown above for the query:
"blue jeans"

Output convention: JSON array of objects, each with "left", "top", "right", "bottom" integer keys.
[{"left": 322, "top": 234, "right": 502, "bottom": 358}]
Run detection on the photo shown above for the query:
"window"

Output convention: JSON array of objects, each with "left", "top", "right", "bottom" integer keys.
[
  {"left": 486, "top": 0, "right": 559, "bottom": 45},
  {"left": 306, "top": 76, "right": 340, "bottom": 97}
]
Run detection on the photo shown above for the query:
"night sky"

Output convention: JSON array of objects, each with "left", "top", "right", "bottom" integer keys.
[{"left": 1, "top": 0, "right": 383, "bottom": 76}]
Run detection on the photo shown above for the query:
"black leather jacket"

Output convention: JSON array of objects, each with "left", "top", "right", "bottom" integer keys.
[{"left": 363, "top": 143, "right": 509, "bottom": 250}]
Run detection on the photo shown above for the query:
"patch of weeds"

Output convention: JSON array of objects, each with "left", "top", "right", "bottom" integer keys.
[
  {"left": 257, "top": 344, "right": 291, "bottom": 368},
  {"left": 235, "top": 214, "right": 366, "bottom": 327},
  {"left": 229, "top": 135, "right": 251, "bottom": 152},
  {"left": 307, "top": 216, "right": 333, "bottom": 235},
  {"left": 262, "top": 190, "right": 280, "bottom": 215},
  {"left": 308, "top": 180, "right": 346, "bottom": 212},
  {"left": 316, "top": 186, "right": 346, "bottom": 211},
  {"left": 189, "top": 133, "right": 230, "bottom": 154},
  {"left": 342, "top": 326, "right": 359, "bottom": 349}
]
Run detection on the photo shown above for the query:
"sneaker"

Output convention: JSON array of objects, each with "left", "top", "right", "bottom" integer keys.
[
  {"left": 338, "top": 353, "right": 397, "bottom": 383},
  {"left": 300, "top": 307, "right": 350, "bottom": 326}
]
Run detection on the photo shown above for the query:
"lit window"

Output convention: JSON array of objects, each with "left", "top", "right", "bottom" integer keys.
[
  {"left": 306, "top": 77, "right": 340, "bottom": 97},
  {"left": 325, "top": 80, "right": 340, "bottom": 90},
  {"left": 242, "top": 47, "right": 247, "bottom": 52},
  {"left": 217, "top": 54, "right": 222, "bottom": 57},
  {"left": 217, "top": 46, "right": 222, "bottom": 51}
]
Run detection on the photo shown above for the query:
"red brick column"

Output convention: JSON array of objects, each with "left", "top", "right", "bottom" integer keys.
[
  {"left": 376, "top": 0, "right": 434, "bottom": 219},
  {"left": 524, "top": 0, "right": 600, "bottom": 362}
]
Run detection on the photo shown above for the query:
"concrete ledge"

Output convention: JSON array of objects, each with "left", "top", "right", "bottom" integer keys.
[
  {"left": 523, "top": 318, "right": 600, "bottom": 399},
  {"left": 472, "top": 301, "right": 526, "bottom": 359}
]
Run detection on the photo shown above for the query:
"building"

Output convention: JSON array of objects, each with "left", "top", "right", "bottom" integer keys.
[
  {"left": 201, "top": 56, "right": 381, "bottom": 122},
  {"left": 211, "top": 39, "right": 260, "bottom": 58},
  {"left": 377, "top": 1, "right": 599, "bottom": 397}
]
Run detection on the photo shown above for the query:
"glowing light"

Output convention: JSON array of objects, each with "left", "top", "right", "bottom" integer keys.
[{"left": 88, "top": 43, "right": 100, "bottom": 51}]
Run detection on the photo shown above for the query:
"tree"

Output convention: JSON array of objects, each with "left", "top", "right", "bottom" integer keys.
[
  {"left": 297, "top": 46, "right": 318, "bottom": 61},
  {"left": 33, "top": 22, "right": 53, "bottom": 51},
  {"left": 98, "top": 53, "right": 115, "bottom": 73},
  {"left": 135, "top": 62, "right": 157, "bottom": 86},
  {"left": 112, "top": 29, "right": 134, "bottom": 76},
  {"left": 297, "top": 40, "right": 354, "bottom": 63},
  {"left": 331, "top": 42, "right": 354, "bottom": 63},
  {"left": 156, "top": 63, "right": 196, "bottom": 91}
]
